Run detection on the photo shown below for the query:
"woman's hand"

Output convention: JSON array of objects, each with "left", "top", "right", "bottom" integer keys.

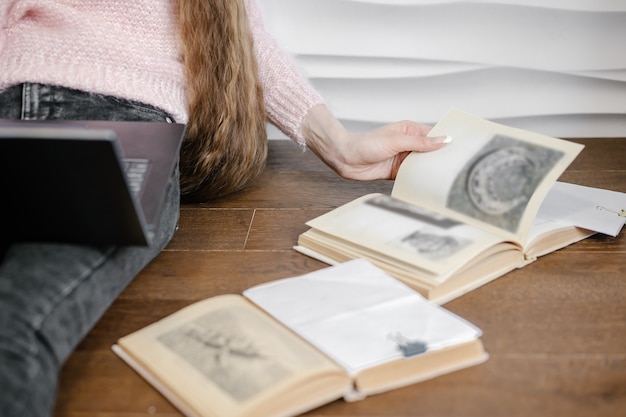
[{"left": 301, "top": 104, "right": 451, "bottom": 180}]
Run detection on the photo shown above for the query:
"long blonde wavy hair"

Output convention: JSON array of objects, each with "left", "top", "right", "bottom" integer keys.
[{"left": 176, "top": 0, "right": 268, "bottom": 202}]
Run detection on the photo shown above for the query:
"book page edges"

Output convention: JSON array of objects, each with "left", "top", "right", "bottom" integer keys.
[
  {"left": 430, "top": 249, "right": 522, "bottom": 304},
  {"left": 294, "top": 238, "right": 438, "bottom": 296},
  {"left": 112, "top": 344, "right": 206, "bottom": 417},
  {"left": 296, "top": 224, "right": 594, "bottom": 305},
  {"left": 525, "top": 226, "right": 595, "bottom": 260},
  {"left": 293, "top": 245, "right": 340, "bottom": 267},
  {"left": 353, "top": 339, "right": 488, "bottom": 396},
  {"left": 295, "top": 235, "right": 523, "bottom": 305}
]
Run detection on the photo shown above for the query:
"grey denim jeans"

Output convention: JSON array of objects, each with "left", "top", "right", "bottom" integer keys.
[{"left": 0, "top": 83, "right": 180, "bottom": 417}]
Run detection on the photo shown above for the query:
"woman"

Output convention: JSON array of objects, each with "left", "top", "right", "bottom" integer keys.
[{"left": 0, "top": 1, "right": 449, "bottom": 416}]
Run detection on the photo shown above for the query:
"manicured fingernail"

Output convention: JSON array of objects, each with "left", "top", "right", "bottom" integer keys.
[{"left": 432, "top": 135, "right": 452, "bottom": 144}]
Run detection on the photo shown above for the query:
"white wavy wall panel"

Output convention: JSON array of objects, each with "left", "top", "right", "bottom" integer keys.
[{"left": 260, "top": 0, "right": 626, "bottom": 138}]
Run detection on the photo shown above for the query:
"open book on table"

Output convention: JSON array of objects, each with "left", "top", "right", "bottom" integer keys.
[
  {"left": 295, "top": 109, "right": 590, "bottom": 304},
  {"left": 113, "top": 259, "right": 487, "bottom": 417}
]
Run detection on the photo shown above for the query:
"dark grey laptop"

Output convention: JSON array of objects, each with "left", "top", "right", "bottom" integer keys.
[{"left": 0, "top": 119, "right": 185, "bottom": 246}]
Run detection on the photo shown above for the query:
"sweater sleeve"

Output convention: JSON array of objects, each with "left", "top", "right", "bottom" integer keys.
[{"left": 245, "top": 0, "right": 324, "bottom": 144}]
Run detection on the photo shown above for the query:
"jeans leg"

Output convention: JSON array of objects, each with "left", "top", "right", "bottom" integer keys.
[{"left": 0, "top": 83, "right": 180, "bottom": 417}]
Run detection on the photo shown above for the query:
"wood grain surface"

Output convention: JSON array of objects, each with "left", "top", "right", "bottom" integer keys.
[{"left": 54, "top": 138, "right": 626, "bottom": 417}]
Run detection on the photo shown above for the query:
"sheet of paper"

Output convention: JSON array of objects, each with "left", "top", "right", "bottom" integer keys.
[
  {"left": 243, "top": 259, "right": 481, "bottom": 375},
  {"left": 536, "top": 182, "right": 626, "bottom": 237}
]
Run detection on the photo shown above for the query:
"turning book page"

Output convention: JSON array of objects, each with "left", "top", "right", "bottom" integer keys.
[
  {"left": 392, "top": 109, "right": 584, "bottom": 244},
  {"left": 243, "top": 259, "right": 482, "bottom": 376}
]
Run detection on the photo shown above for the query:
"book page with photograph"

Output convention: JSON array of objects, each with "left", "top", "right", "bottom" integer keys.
[
  {"left": 301, "top": 193, "right": 518, "bottom": 280},
  {"left": 391, "top": 109, "right": 584, "bottom": 245},
  {"left": 114, "top": 295, "right": 350, "bottom": 417}
]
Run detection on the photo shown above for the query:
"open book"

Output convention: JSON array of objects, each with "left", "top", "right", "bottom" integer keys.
[
  {"left": 295, "top": 109, "right": 591, "bottom": 304},
  {"left": 113, "top": 260, "right": 487, "bottom": 417}
]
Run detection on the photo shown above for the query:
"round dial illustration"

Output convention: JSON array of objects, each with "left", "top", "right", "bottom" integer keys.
[{"left": 467, "top": 146, "right": 536, "bottom": 215}]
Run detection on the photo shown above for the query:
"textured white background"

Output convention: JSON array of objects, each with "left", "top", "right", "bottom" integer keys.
[{"left": 260, "top": 0, "right": 626, "bottom": 139}]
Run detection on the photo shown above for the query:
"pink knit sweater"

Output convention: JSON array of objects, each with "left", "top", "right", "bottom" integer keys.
[{"left": 0, "top": 0, "right": 323, "bottom": 143}]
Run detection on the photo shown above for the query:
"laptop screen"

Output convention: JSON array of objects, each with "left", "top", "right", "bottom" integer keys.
[{"left": 0, "top": 121, "right": 184, "bottom": 246}]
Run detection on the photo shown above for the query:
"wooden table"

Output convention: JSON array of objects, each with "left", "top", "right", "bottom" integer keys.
[{"left": 54, "top": 138, "right": 626, "bottom": 417}]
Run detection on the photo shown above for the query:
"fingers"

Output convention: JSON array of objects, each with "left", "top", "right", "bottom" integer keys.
[
  {"left": 388, "top": 131, "right": 452, "bottom": 153},
  {"left": 376, "top": 120, "right": 451, "bottom": 153},
  {"left": 330, "top": 119, "right": 451, "bottom": 181}
]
